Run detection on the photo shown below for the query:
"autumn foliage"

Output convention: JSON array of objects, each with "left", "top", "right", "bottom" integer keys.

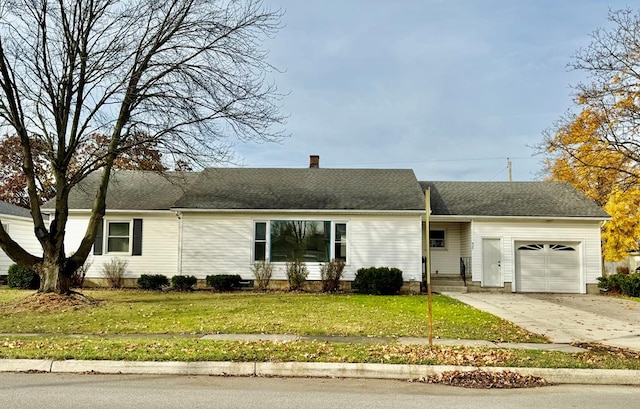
[
  {"left": 0, "top": 133, "right": 165, "bottom": 208},
  {"left": 543, "top": 9, "right": 640, "bottom": 262}
]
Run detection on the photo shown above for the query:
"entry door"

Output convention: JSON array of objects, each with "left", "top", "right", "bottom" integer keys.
[{"left": 482, "top": 238, "right": 501, "bottom": 287}]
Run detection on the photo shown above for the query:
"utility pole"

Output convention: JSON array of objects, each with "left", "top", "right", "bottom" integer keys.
[{"left": 507, "top": 158, "right": 513, "bottom": 182}]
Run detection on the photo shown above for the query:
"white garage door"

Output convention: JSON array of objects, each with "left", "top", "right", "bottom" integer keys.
[{"left": 515, "top": 242, "right": 581, "bottom": 293}]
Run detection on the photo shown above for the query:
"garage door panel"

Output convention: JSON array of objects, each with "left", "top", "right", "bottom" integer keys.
[{"left": 516, "top": 242, "right": 580, "bottom": 293}]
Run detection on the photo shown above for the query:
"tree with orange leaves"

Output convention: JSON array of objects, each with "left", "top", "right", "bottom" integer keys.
[{"left": 543, "top": 9, "right": 640, "bottom": 261}]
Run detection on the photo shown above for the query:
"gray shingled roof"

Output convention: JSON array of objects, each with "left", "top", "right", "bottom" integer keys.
[
  {"left": 0, "top": 201, "right": 31, "bottom": 218},
  {"left": 45, "top": 171, "right": 198, "bottom": 210},
  {"left": 420, "top": 181, "right": 609, "bottom": 218},
  {"left": 174, "top": 168, "right": 425, "bottom": 211}
]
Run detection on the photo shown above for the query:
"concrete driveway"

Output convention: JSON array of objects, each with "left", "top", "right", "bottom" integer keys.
[{"left": 445, "top": 292, "right": 640, "bottom": 351}]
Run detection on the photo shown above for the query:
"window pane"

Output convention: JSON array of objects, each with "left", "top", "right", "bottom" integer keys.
[
  {"left": 270, "top": 220, "right": 329, "bottom": 262},
  {"left": 335, "top": 223, "right": 346, "bottom": 241},
  {"left": 254, "top": 242, "right": 266, "bottom": 261},
  {"left": 430, "top": 230, "right": 445, "bottom": 248},
  {"left": 109, "top": 222, "right": 130, "bottom": 237},
  {"left": 108, "top": 237, "right": 129, "bottom": 252},
  {"left": 255, "top": 222, "right": 266, "bottom": 241},
  {"left": 335, "top": 243, "right": 346, "bottom": 261}
]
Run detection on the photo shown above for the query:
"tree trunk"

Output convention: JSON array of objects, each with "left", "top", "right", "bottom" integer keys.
[{"left": 36, "top": 254, "right": 73, "bottom": 294}]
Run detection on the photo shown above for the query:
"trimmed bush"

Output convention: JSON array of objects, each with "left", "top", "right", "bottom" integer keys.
[
  {"left": 320, "top": 258, "right": 345, "bottom": 293},
  {"left": 102, "top": 258, "right": 128, "bottom": 289},
  {"left": 206, "top": 274, "right": 242, "bottom": 292},
  {"left": 352, "top": 266, "right": 403, "bottom": 295},
  {"left": 7, "top": 264, "right": 40, "bottom": 290},
  {"left": 285, "top": 259, "right": 308, "bottom": 291},
  {"left": 620, "top": 273, "right": 640, "bottom": 297},
  {"left": 138, "top": 274, "right": 170, "bottom": 291},
  {"left": 251, "top": 260, "right": 273, "bottom": 291},
  {"left": 171, "top": 275, "right": 197, "bottom": 291},
  {"left": 598, "top": 273, "right": 640, "bottom": 297}
]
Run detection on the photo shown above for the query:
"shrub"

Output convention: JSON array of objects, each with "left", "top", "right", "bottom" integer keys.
[
  {"left": 206, "top": 274, "right": 242, "bottom": 292},
  {"left": 352, "top": 266, "right": 403, "bottom": 295},
  {"left": 251, "top": 260, "right": 274, "bottom": 291},
  {"left": 171, "top": 275, "right": 197, "bottom": 291},
  {"left": 598, "top": 273, "right": 640, "bottom": 297},
  {"left": 101, "top": 258, "right": 128, "bottom": 288},
  {"left": 138, "top": 274, "right": 170, "bottom": 291},
  {"left": 285, "top": 259, "right": 308, "bottom": 291},
  {"left": 7, "top": 264, "right": 40, "bottom": 290},
  {"left": 620, "top": 273, "right": 640, "bottom": 297},
  {"left": 320, "top": 258, "right": 345, "bottom": 292},
  {"left": 71, "top": 261, "right": 92, "bottom": 289}
]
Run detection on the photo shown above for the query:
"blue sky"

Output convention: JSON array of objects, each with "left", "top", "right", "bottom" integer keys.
[{"left": 233, "top": 0, "right": 630, "bottom": 181}]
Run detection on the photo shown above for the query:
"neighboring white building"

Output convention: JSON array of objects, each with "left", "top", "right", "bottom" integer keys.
[
  {"left": 41, "top": 159, "right": 609, "bottom": 294},
  {"left": 0, "top": 201, "right": 42, "bottom": 276}
]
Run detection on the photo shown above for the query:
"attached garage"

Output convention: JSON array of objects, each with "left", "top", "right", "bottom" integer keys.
[{"left": 515, "top": 242, "right": 581, "bottom": 293}]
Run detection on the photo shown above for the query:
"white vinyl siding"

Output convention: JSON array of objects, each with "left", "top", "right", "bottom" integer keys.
[
  {"left": 426, "top": 222, "right": 462, "bottom": 276},
  {"left": 470, "top": 220, "right": 602, "bottom": 293},
  {"left": 181, "top": 212, "right": 423, "bottom": 282},
  {"left": 0, "top": 216, "right": 43, "bottom": 275},
  {"left": 63, "top": 213, "right": 179, "bottom": 278}
]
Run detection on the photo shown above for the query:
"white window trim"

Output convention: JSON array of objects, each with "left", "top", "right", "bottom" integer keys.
[
  {"left": 105, "top": 220, "right": 133, "bottom": 255},
  {"left": 332, "top": 221, "right": 348, "bottom": 264}
]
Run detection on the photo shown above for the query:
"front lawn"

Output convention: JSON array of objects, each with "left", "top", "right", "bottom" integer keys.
[{"left": 0, "top": 289, "right": 544, "bottom": 342}]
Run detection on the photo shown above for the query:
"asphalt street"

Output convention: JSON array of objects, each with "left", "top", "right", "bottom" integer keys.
[{"left": 0, "top": 373, "right": 637, "bottom": 409}]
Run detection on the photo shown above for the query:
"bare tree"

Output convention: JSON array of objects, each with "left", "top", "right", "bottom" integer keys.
[
  {"left": 542, "top": 8, "right": 640, "bottom": 183},
  {"left": 0, "top": 0, "right": 285, "bottom": 294}
]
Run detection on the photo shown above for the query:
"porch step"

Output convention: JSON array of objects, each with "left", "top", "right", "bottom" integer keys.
[
  {"left": 429, "top": 275, "right": 467, "bottom": 293},
  {"left": 431, "top": 285, "right": 468, "bottom": 294}
]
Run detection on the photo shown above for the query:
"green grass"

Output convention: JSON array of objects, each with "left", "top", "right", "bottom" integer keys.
[
  {"left": 0, "top": 289, "right": 544, "bottom": 342},
  {"left": 0, "top": 336, "right": 638, "bottom": 370}
]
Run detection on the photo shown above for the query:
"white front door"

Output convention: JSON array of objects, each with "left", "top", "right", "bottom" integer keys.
[{"left": 482, "top": 238, "right": 501, "bottom": 287}]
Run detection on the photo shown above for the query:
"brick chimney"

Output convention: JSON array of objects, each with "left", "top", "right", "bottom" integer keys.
[{"left": 309, "top": 155, "right": 320, "bottom": 168}]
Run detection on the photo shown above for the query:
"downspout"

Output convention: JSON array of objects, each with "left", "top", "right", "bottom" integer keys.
[{"left": 176, "top": 211, "right": 183, "bottom": 276}]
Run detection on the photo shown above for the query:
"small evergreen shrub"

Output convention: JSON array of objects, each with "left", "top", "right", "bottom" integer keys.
[
  {"left": 7, "top": 264, "right": 40, "bottom": 290},
  {"left": 138, "top": 274, "right": 169, "bottom": 291},
  {"left": 285, "top": 259, "right": 308, "bottom": 291},
  {"left": 171, "top": 275, "right": 197, "bottom": 291},
  {"left": 206, "top": 274, "right": 242, "bottom": 292},
  {"left": 251, "top": 260, "right": 274, "bottom": 291},
  {"left": 352, "top": 266, "right": 403, "bottom": 295},
  {"left": 320, "top": 258, "right": 345, "bottom": 292},
  {"left": 598, "top": 273, "right": 640, "bottom": 297},
  {"left": 102, "top": 258, "right": 128, "bottom": 288},
  {"left": 620, "top": 273, "right": 640, "bottom": 297}
]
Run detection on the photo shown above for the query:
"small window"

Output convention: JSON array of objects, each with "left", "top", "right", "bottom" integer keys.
[
  {"left": 550, "top": 244, "right": 576, "bottom": 251},
  {"left": 518, "top": 244, "right": 544, "bottom": 251},
  {"left": 430, "top": 230, "right": 445, "bottom": 248},
  {"left": 334, "top": 223, "right": 347, "bottom": 261},
  {"left": 254, "top": 222, "right": 267, "bottom": 261},
  {"left": 107, "top": 222, "right": 130, "bottom": 253}
]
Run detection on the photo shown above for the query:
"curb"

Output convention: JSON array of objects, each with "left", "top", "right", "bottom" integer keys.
[{"left": 2, "top": 359, "right": 640, "bottom": 385}]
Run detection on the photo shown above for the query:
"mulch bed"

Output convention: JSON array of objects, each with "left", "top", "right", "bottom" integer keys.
[{"left": 2, "top": 292, "right": 101, "bottom": 313}]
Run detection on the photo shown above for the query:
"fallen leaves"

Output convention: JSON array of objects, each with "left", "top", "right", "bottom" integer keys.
[
  {"left": 420, "top": 369, "right": 550, "bottom": 389},
  {"left": 2, "top": 292, "right": 100, "bottom": 313}
]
